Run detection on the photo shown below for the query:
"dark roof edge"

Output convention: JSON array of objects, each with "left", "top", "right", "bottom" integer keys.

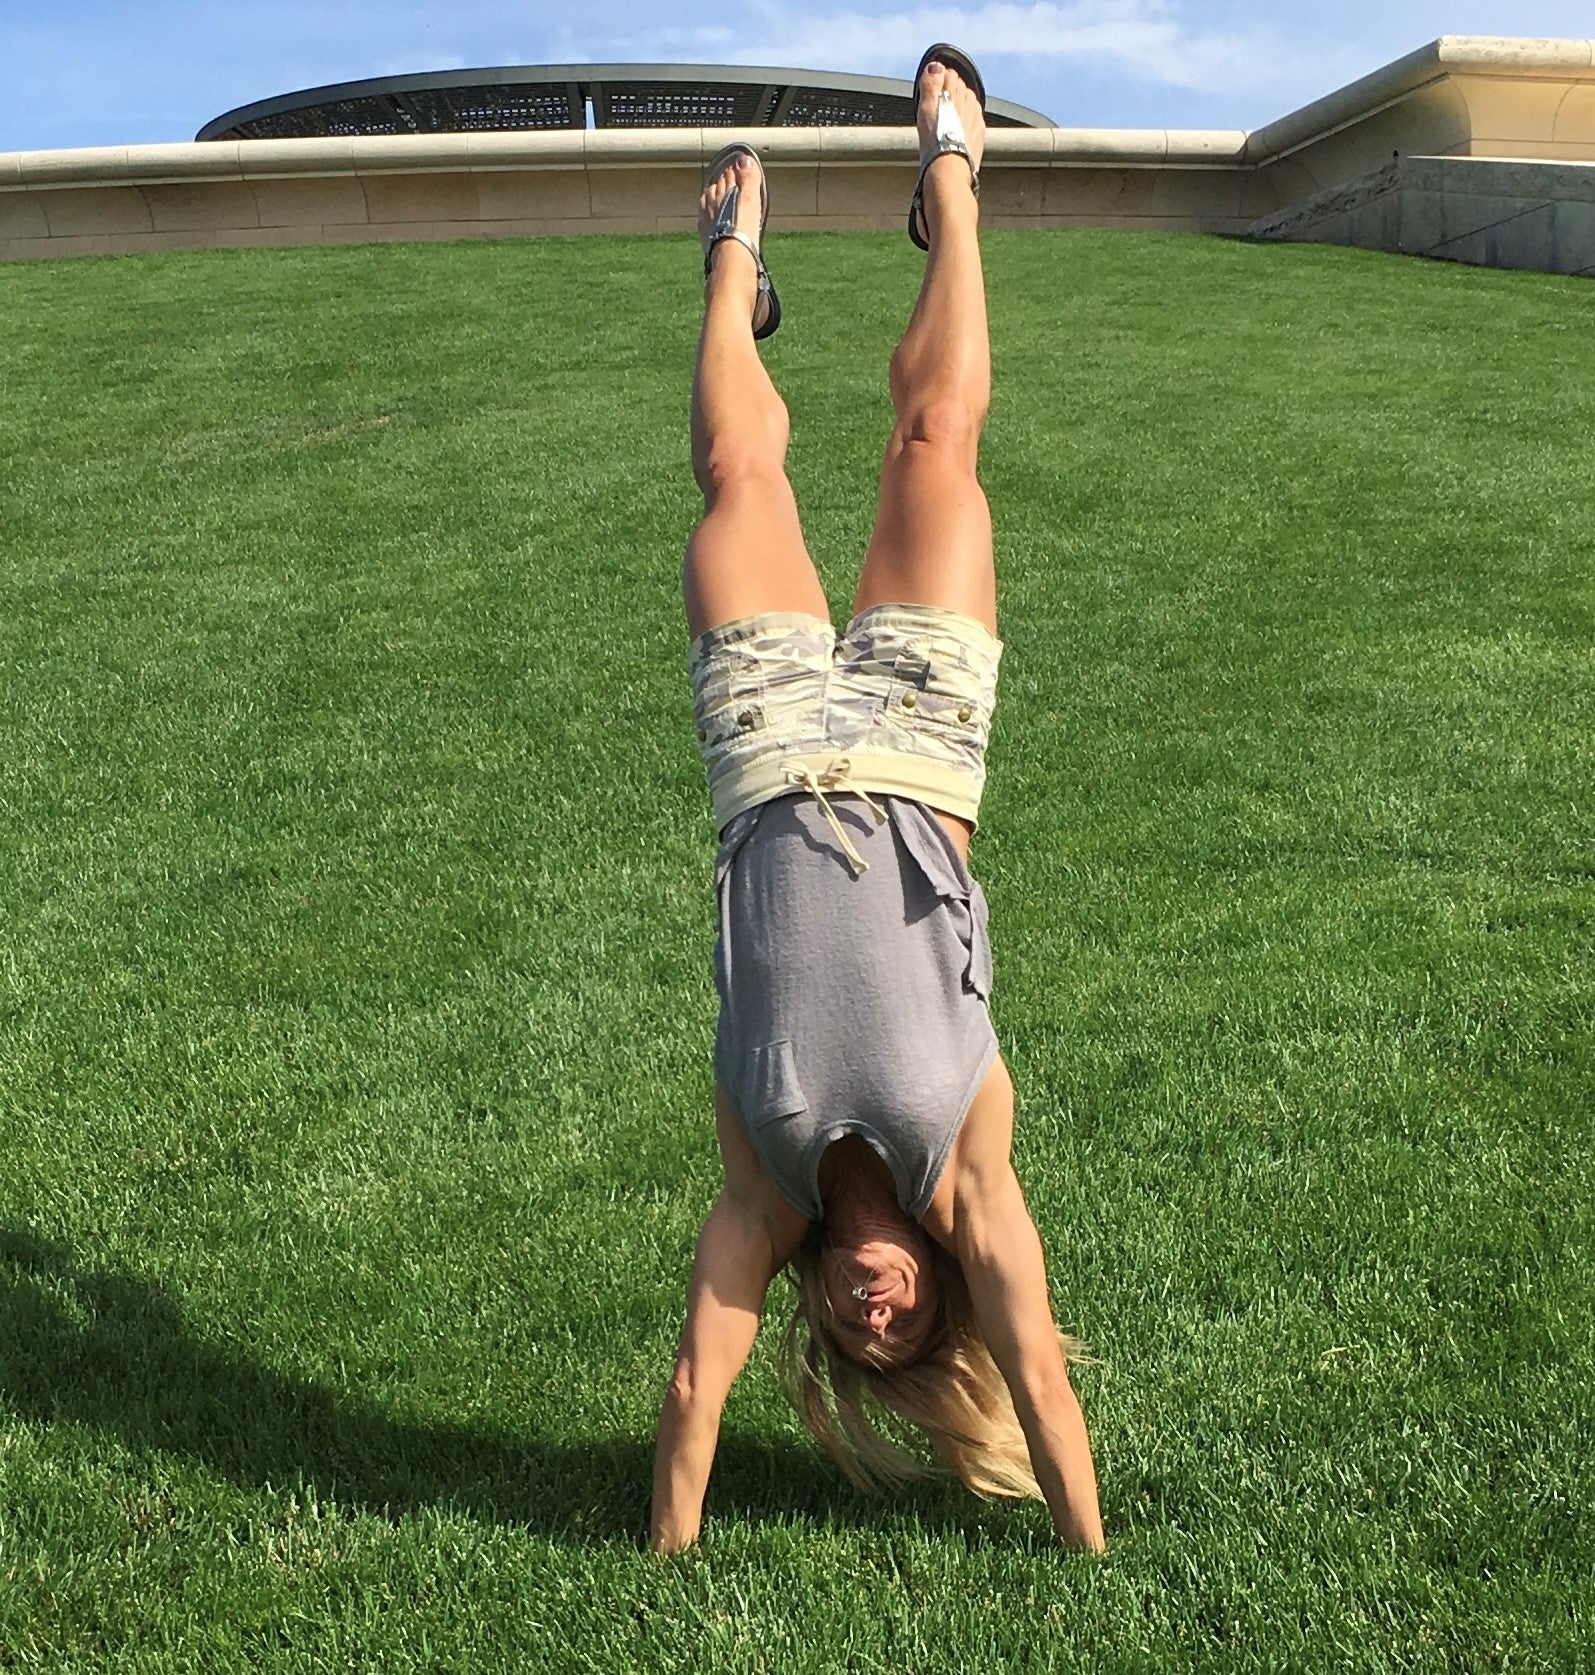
[{"left": 196, "top": 62, "right": 1056, "bottom": 140}]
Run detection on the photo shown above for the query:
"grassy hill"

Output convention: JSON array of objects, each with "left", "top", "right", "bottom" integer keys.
[{"left": 1, "top": 228, "right": 1591, "bottom": 1671}]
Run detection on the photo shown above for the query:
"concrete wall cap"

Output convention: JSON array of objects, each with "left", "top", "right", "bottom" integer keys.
[
  {"left": 1245, "top": 39, "right": 1448, "bottom": 162},
  {"left": 1165, "top": 130, "right": 1250, "bottom": 162},
  {"left": 703, "top": 128, "right": 838, "bottom": 167},
  {"left": 982, "top": 129, "right": 1057, "bottom": 161},
  {"left": 17, "top": 146, "right": 134, "bottom": 185},
  {"left": 816, "top": 127, "right": 914, "bottom": 163},
  {"left": 582, "top": 128, "right": 704, "bottom": 165},
  {"left": 129, "top": 142, "right": 245, "bottom": 183},
  {"left": 153, "top": 140, "right": 245, "bottom": 178},
  {"left": 346, "top": 133, "right": 476, "bottom": 173},
  {"left": 466, "top": 130, "right": 585, "bottom": 169},
  {"left": 236, "top": 136, "right": 356, "bottom": 178},
  {"left": 1246, "top": 35, "right": 1595, "bottom": 164},
  {"left": 1434, "top": 35, "right": 1594, "bottom": 72},
  {"left": 1053, "top": 129, "right": 1170, "bottom": 164}
]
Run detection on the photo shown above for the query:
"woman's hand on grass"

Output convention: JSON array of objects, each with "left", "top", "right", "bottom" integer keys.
[
  {"left": 954, "top": 1159, "right": 1106, "bottom": 1551},
  {"left": 649, "top": 1190, "right": 785, "bottom": 1553}
]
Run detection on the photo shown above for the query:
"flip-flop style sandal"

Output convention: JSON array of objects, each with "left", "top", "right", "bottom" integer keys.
[
  {"left": 907, "top": 44, "right": 986, "bottom": 252},
  {"left": 701, "top": 143, "right": 782, "bottom": 340}
]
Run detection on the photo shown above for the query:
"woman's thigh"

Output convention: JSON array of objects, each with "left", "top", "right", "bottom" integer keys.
[
  {"left": 684, "top": 467, "right": 830, "bottom": 640},
  {"left": 852, "top": 438, "right": 996, "bottom": 634}
]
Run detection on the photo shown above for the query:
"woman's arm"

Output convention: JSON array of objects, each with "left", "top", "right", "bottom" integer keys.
[
  {"left": 955, "top": 1165, "right": 1105, "bottom": 1550},
  {"left": 651, "top": 1094, "right": 808, "bottom": 1553},
  {"left": 945, "top": 1067, "right": 1105, "bottom": 1550},
  {"left": 650, "top": 1190, "right": 780, "bottom": 1552}
]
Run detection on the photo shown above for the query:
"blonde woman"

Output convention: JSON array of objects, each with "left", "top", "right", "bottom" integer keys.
[{"left": 651, "top": 48, "right": 1105, "bottom": 1554}]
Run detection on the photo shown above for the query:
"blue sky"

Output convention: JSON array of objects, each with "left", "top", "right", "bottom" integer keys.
[{"left": 4, "top": 1, "right": 1593, "bottom": 152}]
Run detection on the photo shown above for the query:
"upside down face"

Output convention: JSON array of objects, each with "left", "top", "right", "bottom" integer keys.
[{"left": 820, "top": 1213, "right": 943, "bottom": 1368}]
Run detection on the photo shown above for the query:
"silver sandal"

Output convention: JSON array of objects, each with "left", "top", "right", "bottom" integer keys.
[
  {"left": 907, "top": 44, "right": 985, "bottom": 252},
  {"left": 701, "top": 144, "right": 782, "bottom": 340}
]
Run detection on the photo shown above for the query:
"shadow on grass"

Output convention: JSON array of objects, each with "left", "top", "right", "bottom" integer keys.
[{"left": 0, "top": 1228, "right": 989, "bottom": 1546}]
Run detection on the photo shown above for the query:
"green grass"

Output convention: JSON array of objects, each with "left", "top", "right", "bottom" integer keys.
[{"left": 1, "top": 227, "right": 1591, "bottom": 1672}]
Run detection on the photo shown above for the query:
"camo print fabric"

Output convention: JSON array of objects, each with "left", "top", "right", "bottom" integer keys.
[{"left": 688, "top": 602, "right": 1003, "bottom": 829}]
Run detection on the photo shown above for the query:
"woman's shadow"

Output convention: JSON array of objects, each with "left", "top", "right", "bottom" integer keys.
[{"left": 0, "top": 1225, "right": 876, "bottom": 1544}]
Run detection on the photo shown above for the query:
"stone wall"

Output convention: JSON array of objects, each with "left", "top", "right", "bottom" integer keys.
[
  {"left": 2, "top": 36, "right": 1593, "bottom": 268},
  {"left": 1251, "top": 155, "right": 1595, "bottom": 276}
]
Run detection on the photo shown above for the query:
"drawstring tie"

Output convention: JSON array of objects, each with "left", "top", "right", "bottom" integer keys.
[{"left": 782, "top": 756, "right": 886, "bottom": 876}]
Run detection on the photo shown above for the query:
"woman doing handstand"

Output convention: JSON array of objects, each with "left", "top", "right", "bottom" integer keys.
[{"left": 650, "top": 47, "right": 1105, "bottom": 1554}]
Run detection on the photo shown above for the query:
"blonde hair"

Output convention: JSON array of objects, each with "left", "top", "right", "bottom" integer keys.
[{"left": 778, "top": 1233, "right": 1085, "bottom": 1501}]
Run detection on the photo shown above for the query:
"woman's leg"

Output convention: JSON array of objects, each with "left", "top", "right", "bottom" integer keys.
[
  {"left": 684, "top": 154, "right": 829, "bottom": 640},
  {"left": 853, "top": 61, "right": 994, "bottom": 634}
]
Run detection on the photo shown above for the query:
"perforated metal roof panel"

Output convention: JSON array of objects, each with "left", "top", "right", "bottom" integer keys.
[{"left": 198, "top": 63, "right": 1052, "bottom": 140}]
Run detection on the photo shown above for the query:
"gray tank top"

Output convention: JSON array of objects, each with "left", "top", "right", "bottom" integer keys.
[{"left": 712, "top": 793, "right": 998, "bottom": 1221}]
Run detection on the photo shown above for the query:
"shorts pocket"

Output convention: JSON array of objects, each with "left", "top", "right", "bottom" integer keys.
[
  {"left": 746, "top": 1039, "right": 808, "bottom": 1127},
  {"left": 893, "top": 639, "right": 989, "bottom": 736},
  {"left": 692, "top": 646, "right": 767, "bottom": 750}
]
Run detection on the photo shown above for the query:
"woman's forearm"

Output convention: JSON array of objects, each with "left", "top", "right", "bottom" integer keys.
[
  {"left": 1017, "top": 1375, "right": 1105, "bottom": 1551},
  {"left": 649, "top": 1380, "right": 724, "bottom": 1552},
  {"left": 649, "top": 1187, "right": 784, "bottom": 1552}
]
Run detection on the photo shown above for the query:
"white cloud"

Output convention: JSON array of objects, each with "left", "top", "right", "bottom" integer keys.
[{"left": 618, "top": 1, "right": 1359, "bottom": 98}]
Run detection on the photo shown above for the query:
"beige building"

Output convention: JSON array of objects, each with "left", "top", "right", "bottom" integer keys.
[{"left": 2, "top": 37, "right": 1592, "bottom": 276}]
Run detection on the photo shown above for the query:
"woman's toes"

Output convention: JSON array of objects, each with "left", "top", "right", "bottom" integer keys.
[
  {"left": 700, "top": 153, "right": 764, "bottom": 287},
  {"left": 699, "top": 165, "right": 732, "bottom": 231},
  {"left": 918, "top": 60, "right": 984, "bottom": 177},
  {"left": 733, "top": 156, "right": 763, "bottom": 235}
]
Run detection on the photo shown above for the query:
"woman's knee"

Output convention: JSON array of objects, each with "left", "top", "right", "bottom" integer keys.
[
  {"left": 693, "top": 405, "right": 791, "bottom": 499},
  {"left": 886, "top": 394, "right": 986, "bottom": 474}
]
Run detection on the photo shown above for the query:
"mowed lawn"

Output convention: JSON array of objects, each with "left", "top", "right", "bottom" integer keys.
[{"left": 1, "top": 225, "right": 1590, "bottom": 1672}]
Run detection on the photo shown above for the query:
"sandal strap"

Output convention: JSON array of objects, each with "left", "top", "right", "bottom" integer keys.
[
  {"left": 908, "top": 150, "right": 980, "bottom": 250},
  {"left": 922, "top": 88, "right": 979, "bottom": 189},
  {"left": 703, "top": 226, "right": 767, "bottom": 281},
  {"left": 703, "top": 228, "right": 776, "bottom": 336},
  {"left": 908, "top": 87, "right": 981, "bottom": 249},
  {"left": 914, "top": 144, "right": 980, "bottom": 198},
  {"left": 933, "top": 87, "right": 970, "bottom": 167}
]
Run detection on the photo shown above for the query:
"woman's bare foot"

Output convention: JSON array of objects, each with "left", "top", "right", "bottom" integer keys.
[
  {"left": 915, "top": 58, "right": 985, "bottom": 243},
  {"left": 699, "top": 152, "right": 765, "bottom": 314}
]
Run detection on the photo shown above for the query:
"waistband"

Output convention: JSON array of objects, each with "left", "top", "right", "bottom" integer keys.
[{"left": 710, "top": 747, "right": 983, "bottom": 841}]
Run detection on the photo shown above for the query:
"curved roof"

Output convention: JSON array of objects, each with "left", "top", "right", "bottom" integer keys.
[{"left": 197, "top": 63, "right": 1054, "bottom": 141}]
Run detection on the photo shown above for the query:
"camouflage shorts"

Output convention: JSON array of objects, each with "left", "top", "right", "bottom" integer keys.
[{"left": 688, "top": 602, "right": 1003, "bottom": 835}]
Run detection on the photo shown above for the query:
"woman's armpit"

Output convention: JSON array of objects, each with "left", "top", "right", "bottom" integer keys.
[{"left": 712, "top": 1084, "right": 811, "bottom": 1260}]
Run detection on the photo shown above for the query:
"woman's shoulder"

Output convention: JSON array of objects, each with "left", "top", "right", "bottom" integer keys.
[
  {"left": 713, "top": 1089, "right": 811, "bottom": 1263},
  {"left": 918, "top": 1054, "right": 1015, "bottom": 1247}
]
